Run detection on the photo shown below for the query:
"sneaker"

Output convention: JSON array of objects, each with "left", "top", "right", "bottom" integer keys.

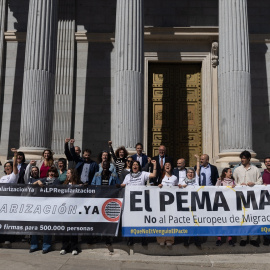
[
  {"left": 60, "top": 250, "right": 66, "bottom": 255},
  {"left": 72, "top": 250, "right": 78, "bottom": 255},
  {"left": 216, "top": 240, "right": 222, "bottom": 246},
  {"left": 4, "top": 241, "right": 11, "bottom": 245},
  {"left": 166, "top": 242, "right": 173, "bottom": 246},
  {"left": 159, "top": 242, "right": 165, "bottom": 246}
]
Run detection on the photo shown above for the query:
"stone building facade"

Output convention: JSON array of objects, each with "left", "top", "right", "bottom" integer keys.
[{"left": 0, "top": 0, "right": 269, "bottom": 167}]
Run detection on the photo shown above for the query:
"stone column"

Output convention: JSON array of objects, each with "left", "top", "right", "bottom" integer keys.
[
  {"left": 217, "top": 0, "right": 257, "bottom": 166},
  {"left": 112, "top": 0, "right": 144, "bottom": 150},
  {"left": 0, "top": 0, "right": 6, "bottom": 95},
  {"left": 52, "top": 0, "right": 75, "bottom": 155},
  {"left": 19, "top": 0, "right": 58, "bottom": 158}
]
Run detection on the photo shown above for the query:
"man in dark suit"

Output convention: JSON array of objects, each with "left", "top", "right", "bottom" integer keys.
[
  {"left": 131, "top": 143, "right": 148, "bottom": 168},
  {"left": 145, "top": 145, "right": 173, "bottom": 185},
  {"left": 194, "top": 154, "right": 219, "bottom": 186}
]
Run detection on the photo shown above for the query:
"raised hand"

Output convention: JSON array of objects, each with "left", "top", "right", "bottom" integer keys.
[
  {"left": 108, "top": 141, "right": 112, "bottom": 146},
  {"left": 70, "top": 139, "right": 75, "bottom": 145},
  {"left": 65, "top": 138, "right": 70, "bottom": 143},
  {"left": 30, "top": 160, "right": 36, "bottom": 166}
]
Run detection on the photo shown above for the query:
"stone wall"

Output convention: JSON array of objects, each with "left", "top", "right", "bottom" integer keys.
[{"left": 0, "top": 0, "right": 270, "bottom": 161}]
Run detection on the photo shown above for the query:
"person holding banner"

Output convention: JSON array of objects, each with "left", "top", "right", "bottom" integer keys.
[
  {"left": 92, "top": 161, "right": 119, "bottom": 246},
  {"left": 262, "top": 157, "right": 270, "bottom": 245},
  {"left": 32, "top": 167, "right": 61, "bottom": 186},
  {"left": 233, "top": 150, "right": 262, "bottom": 247},
  {"left": 60, "top": 169, "right": 82, "bottom": 255},
  {"left": 179, "top": 155, "right": 201, "bottom": 247},
  {"left": 0, "top": 148, "right": 19, "bottom": 183},
  {"left": 195, "top": 154, "right": 219, "bottom": 186},
  {"left": 24, "top": 149, "right": 56, "bottom": 181},
  {"left": 119, "top": 156, "right": 133, "bottom": 183},
  {"left": 215, "top": 168, "right": 235, "bottom": 247},
  {"left": 157, "top": 161, "right": 177, "bottom": 246},
  {"left": 0, "top": 148, "right": 19, "bottom": 245},
  {"left": 29, "top": 167, "right": 61, "bottom": 254},
  {"left": 97, "top": 151, "right": 116, "bottom": 174},
  {"left": 122, "top": 160, "right": 157, "bottom": 246},
  {"left": 27, "top": 166, "right": 40, "bottom": 184}
]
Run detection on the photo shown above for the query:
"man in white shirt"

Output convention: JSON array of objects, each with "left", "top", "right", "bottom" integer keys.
[{"left": 233, "top": 150, "right": 262, "bottom": 247}]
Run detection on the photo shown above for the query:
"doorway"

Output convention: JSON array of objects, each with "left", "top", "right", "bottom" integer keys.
[{"left": 148, "top": 63, "right": 202, "bottom": 167}]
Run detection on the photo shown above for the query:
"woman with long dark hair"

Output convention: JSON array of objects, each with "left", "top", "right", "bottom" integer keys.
[
  {"left": 25, "top": 149, "right": 55, "bottom": 180},
  {"left": 108, "top": 141, "right": 129, "bottom": 176}
]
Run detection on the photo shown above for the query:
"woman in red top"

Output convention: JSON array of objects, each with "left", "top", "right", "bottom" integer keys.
[{"left": 24, "top": 149, "right": 55, "bottom": 180}]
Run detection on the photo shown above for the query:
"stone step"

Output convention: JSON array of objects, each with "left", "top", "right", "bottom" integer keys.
[{"left": 1, "top": 236, "right": 270, "bottom": 256}]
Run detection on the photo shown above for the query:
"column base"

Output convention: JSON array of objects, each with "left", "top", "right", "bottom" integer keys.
[
  {"left": 216, "top": 151, "right": 259, "bottom": 168},
  {"left": 18, "top": 148, "right": 54, "bottom": 160}
]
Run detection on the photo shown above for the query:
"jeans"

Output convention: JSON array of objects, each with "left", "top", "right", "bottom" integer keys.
[{"left": 31, "top": 235, "right": 52, "bottom": 251}]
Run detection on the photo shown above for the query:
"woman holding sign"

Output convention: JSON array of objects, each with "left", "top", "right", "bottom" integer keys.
[
  {"left": 0, "top": 148, "right": 19, "bottom": 246},
  {"left": 121, "top": 159, "right": 157, "bottom": 246},
  {"left": 60, "top": 169, "right": 82, "bottom": 255},
  {"left": 157, "top": 161, "right": 177, "bottom": 246}
]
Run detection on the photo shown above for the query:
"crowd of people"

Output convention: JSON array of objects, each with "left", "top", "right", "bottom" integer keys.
[{"left": 0, "top": 140, "right": 269, "bottom": 254}]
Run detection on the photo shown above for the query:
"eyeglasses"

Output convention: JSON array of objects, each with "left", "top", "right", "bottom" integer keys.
[{"left": 127, "top": 160, "right": 132, "bottom": 163}]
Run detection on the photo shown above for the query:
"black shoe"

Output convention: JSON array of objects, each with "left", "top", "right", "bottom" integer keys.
[
  {"left": 127, "top": 239, "right": 134, "bottom": 246},
  {"left": 184, "top": 241, "right": 189, "bottom": 247},
  {"left": 228, "top": 240, "right": 235, "bottom": 247},
  {"left": 239, "top": 240, "right": 246, "bottom": 246},
  {"left": 216, "top": 240, "right": 222, "bottom": 246},
  {"left": 141, "top": 238, "right": 148, "bottom": 246},
  {"left": 42, "top": 248, "right": 51, "bottom": 254},
  {"left": 195, "top": 241, "right": 201, "bottom": 248},
  {"left": 105, "top": 238, "right": 112, "bottom": 247},
  {"left": 250, "top": 240, "right": 259, "bottom": 247},
  {"left": 29, "top": 248, "right": 38, "bottom": 253},
  {"left": 263, "top": 239, "right": 270, "bottom": 246}
]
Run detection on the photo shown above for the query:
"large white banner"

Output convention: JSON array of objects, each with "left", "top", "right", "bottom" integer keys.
[
  {"left": 122, "top": 185, "right": 270, "bottom": 237},
  {"left": 0, "top": 184, "right": 124, "bottom": 236}
]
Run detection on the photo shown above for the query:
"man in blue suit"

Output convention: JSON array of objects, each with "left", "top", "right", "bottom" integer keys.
[
  {"left": 131, "top": 143, "right": 148, "bottom": 168},
  {"left": 194, "top": 154, "right": 219, "bottom": 186}
]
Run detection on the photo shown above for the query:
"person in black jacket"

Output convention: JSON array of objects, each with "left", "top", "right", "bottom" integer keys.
[
  {"left": 64, "top": 138, "right": 81, "bottom": 169},
  {"left": 144, "top": 145, "right": 173, "bottom": 185},
  {"left": 17, "top": 151, "right": 28, "bottom": 184}
]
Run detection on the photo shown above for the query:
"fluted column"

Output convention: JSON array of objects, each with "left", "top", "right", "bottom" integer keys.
[
  {"left": 112, "top": 0, "right": 144, "bottom": 149},
  {"left": 19, "top": 0, "right": 58, "bottom": 156},
  {"left": 52, "top": 0, "right": 75, "bottom": 155},
  {"left": 217, "top": 0, "right": 256, "bottom": 165},
  {"left": 0, "top": 0, "right": 6, "bottom": 94}
]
